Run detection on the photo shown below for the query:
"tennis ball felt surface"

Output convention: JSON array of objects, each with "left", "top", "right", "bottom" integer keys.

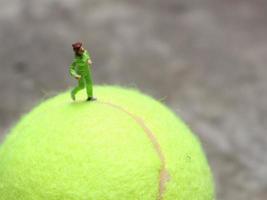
[{"left": 0, "top": 85, "right": 214, "bottom": 200}]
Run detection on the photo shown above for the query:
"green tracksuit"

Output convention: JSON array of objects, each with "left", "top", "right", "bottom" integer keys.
[{"left": 69, "top": 50, "right": 93, "bottom": 100}]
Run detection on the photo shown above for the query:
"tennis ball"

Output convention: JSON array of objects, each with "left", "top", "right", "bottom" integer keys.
[{"left": 0, "top": 85, "right": 214, "bottom": 200}]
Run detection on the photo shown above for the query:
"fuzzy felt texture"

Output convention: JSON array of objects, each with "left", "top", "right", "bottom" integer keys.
[{"left": 0, "top": 85, "right": 215, "bottom": 200}]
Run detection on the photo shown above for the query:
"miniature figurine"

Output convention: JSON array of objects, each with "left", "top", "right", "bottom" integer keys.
[{"left": 69, "top": 42, "right": 96, "bottom": 101}]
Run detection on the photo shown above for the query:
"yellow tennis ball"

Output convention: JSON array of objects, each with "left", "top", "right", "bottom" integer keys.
[{"left": 0, "top": 85, "right": 214, "bottom": 200}]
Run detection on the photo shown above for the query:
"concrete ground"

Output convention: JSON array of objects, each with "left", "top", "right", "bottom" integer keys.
[{"left": 0, "top": 0, "right": 267, "bottom": 199}]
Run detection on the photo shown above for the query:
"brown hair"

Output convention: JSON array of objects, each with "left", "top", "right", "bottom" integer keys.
[{"left": 72, "top": 42, "right": 82, "bottom": 52}]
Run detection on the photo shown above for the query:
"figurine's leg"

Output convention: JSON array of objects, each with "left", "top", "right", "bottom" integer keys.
[
  {"left": 84, "top": 75, "right": 93, "bottom": 100},
  {"left": 71, "top": 79, "right": 85, "bottom": 100}
]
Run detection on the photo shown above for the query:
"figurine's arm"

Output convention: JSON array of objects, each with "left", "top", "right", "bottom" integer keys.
[
  {"left": 85, "top": 50, "right": 93, "bottom": 65},
  {"left": 69, "top": 62, "right": 81, "bottom": 79}
]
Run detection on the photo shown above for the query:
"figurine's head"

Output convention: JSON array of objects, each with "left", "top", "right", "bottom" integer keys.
[{"left": 72, "top": 42, "right": 84, "bottom": 56}]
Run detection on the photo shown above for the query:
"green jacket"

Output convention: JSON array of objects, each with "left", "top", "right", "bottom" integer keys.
[{"left": 69, "top": 50, "right": 91, "bottom": 77}]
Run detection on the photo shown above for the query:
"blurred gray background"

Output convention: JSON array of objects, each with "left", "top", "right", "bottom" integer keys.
[{"left": 0, "top": 0, "right": 267, "bottom": 199}]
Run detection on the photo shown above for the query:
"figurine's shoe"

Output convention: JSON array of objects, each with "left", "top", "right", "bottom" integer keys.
[
  {"left": 86, "top": 97, "right": 97, "bottom": 101},
  {"left": 71, "top": 93, "right": 76, "bottom": 101}
]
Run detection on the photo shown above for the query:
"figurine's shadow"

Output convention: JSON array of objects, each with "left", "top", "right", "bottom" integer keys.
[{"left": 69, "top": 99, "right": 97, "bottom": 108}]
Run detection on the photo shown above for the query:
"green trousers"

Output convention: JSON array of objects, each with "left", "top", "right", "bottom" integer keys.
[{"left": 71, "top": 74, "right": 93, "bottom": 100}]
